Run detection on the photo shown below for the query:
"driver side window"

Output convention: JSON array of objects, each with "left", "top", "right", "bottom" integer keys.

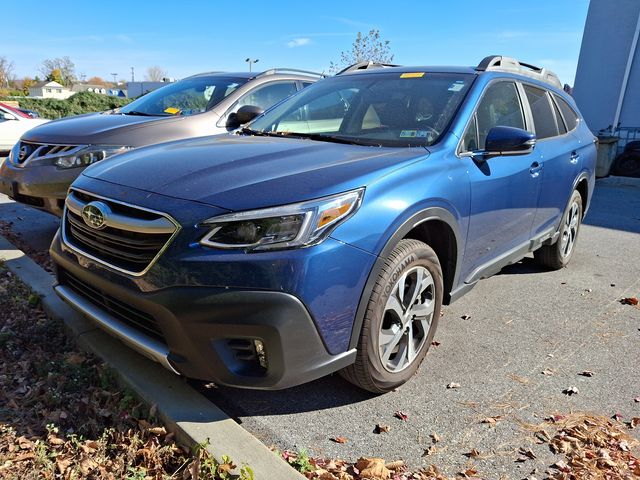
[
  {"left": 235, "top": 82, "right": 298, "bottom": 111},
  {"left": 463, "top": 82, "right": 525, "bottom": 151}
]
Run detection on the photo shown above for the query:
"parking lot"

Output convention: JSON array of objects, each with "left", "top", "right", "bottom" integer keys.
[{"left": 1, "top": 177, "right": 638, "bottom": 477}]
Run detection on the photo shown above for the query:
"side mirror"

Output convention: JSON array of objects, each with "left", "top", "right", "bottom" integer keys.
[
  {"left": 226, "top": 105, "right": 264, "bottom": 130},
  {"left": 2, "top": 112, "right": 16, "bottom": 121},
  {"left": 484, "top": 126, "right": 536, "bottom": 157}
]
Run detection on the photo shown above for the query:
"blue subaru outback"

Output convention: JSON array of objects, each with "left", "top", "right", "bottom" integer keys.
[{"left": 50, "top": 56, "right": 596, "bottom": 393}]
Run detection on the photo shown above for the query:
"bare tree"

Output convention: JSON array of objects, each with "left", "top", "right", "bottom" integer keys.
[
  {"left": 0, "top": 56, "right": 15, "bottom": 87},
  {"left": 39, "top": 56, "right": 76, "bottom": 85},
  {"left": 330, "top": 29, "right": 394, "bottom": 73},
  {"left": 145, "top": 66, "right": 168, "bottom": 82}
]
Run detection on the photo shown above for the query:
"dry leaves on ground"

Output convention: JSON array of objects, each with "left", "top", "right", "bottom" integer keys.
[{"left": 0, "top": 263, "right": 252, "bottom": 480}]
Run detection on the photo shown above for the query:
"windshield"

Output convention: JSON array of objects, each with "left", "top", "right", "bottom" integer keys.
[
  {"left": 119, "top": 76, "right": 248, "bottom": 117},
  {"left": 249, "top": 72, "right": 474, "bottom": 147}
]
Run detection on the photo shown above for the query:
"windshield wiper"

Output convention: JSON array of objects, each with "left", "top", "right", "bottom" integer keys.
[
  {"left": 238, "top": 127, "right": 268, "bottom": 136},
  {"left": 121, "top": 111, "right": 162, "bottom": 117},
  {"left": 265, "top": 131, "right": 380, "bottom": 147}
]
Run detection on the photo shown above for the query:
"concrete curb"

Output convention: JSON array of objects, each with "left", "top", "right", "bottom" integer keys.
[{"left": 0, "top": 236, "right": 304, "bottom": 480}]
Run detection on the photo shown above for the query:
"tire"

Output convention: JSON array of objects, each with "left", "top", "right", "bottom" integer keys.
[
  {"left": 340, "top": 239, "right": 443, "bottom": 393},
  {"left": 534, "top": 190, "right": 583, "bottom": 270},
  {"left": 611, "top": 152, "right": 640, "bottom": 178}
]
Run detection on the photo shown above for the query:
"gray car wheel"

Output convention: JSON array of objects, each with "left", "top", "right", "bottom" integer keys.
[
  {"left": 340, "top": 239, "right": 443, "bottom": 393},
  {"left": 534, "top": 190, "right": 583, "bottom": 270}
]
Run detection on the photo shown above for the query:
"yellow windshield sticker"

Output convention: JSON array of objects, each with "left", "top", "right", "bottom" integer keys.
[
  {"left": 400, "top": 72, "right": 425, "bottom": 78},
  {"left": 164, "top": 107, "right": 180, "bottom": 115}
]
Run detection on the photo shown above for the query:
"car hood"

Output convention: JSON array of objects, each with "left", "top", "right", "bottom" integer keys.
[
  {"left": 82, "top": 135, "right": 427, "bottom": 211},
  {"left": 20, "top": 111, "right": 190, "bottom": 146}
]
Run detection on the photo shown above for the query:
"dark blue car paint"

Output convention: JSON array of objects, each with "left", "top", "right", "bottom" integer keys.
[{"left": 55, "top": 66, "right": 597, "bottom": 383}]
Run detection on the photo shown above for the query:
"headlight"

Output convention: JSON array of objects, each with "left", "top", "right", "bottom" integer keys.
[
  {"left": 54, "top": 145, "right": 131, "bottom": 169},
  {"left": 200, "top": 189, "right": 364, "bottom": 251}
]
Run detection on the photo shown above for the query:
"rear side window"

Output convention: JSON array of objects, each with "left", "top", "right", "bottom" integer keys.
[
  {"left": 523, "top": 85, "right": 558, "bottom": 139},
  {"left": 551, "top": 100, "right": 567, "bottom": 134},
  {"left": 475, "top": 81, "right": 525, "bottom": 149},
  {"left": 553, "top": 94, "right": 579, "bottom": 132}
]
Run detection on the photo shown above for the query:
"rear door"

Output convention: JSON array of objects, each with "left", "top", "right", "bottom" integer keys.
[
  {"left": 523, "top": 84, "right": 581, "bottom": 236},
  {"left": 459, "top": 80, "right": 542, "bottom": 282}
]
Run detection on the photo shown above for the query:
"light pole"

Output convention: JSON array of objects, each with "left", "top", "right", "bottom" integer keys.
[
  {"left": 110, "top": 73, "right": 118, "bottom": 85},
  {"left": 245, "top": 58, "right": 259, "bottom": 72}
]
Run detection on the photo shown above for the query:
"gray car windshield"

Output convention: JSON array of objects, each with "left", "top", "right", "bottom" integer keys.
[
  {"left": 119, "top": 76, "right": 247, "bottom": 117},
  {"left": 249, "top": 72, "right": 473, "bottom": 147}
]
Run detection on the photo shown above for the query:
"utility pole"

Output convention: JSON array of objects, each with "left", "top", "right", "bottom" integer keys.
[
  {"left": 110, "top": 73, "right": 118, "bottom": 85},
  {"left": 245, "top": 58, "right": 259, "bottom": 72}
]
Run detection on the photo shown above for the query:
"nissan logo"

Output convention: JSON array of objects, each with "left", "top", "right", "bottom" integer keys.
[
  {"left": 17, "top": 145, "right": 28, "bottom": 162},
  {"left": 81, "top": 201, "right": 110, "bottom": 230}
]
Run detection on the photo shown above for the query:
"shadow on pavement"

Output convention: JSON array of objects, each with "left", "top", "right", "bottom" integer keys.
[
  {"left": 583, "top": 181, "right": 640, "bottom": 234},
  {"left": 192, "top": 373, "right": 377, "bottom": 421}
]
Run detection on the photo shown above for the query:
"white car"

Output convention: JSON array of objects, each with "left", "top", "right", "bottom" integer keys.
[{"left": 0, "top": 104, "right": 48, "bottom": 152}]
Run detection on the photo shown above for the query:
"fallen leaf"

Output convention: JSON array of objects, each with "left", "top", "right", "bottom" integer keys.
[
  {"left": 431, "top": 341, "right": 441, "bottom": 347},
  {"left": 515, "top": 447, "right": 537, "bottom": 462},
  {"left": 461, "top": 314, "right": 472, "bottom": 320},
  {"left": 563, "top": 386, "right": 579, "bottom": 396},
  {"left": 612, "top": 412, "right": 623, "bottom": 422},
  {"left": 630, "top": 417, "right": 640, "bottom": 428},
  {"left": 552, "top": 460, "right": 570, "bottom": 472},
  {"left": 385, "top": 460, "right": 404, "bottom": 470},
  {"left": 331, "top": 436, "right": 348, "bottom": 444},
  {"left": 578, "top": 370, "right": 595, "bottom": 377},
  {"left": 634, "top": 396, "right": 640, "bottom": 403},
  {"left": 374, "top": 424, "right": 390, "bottom": 434},
  {"left": 480, "top": 416, "right": 502, "bottom": 425},
  {"left": 356, "top": 457, "right": 390, "bottom": 480},
  {"left": 430, "top": 432, "right": 440, "bottom": 443},
  {"left": 620, "top": 297, "right": 638, "bottom": 305},
  {"left": 394, "top": 411, "right": 408, "bottom": 421},
  {"left": 148, "top": 426, "right": 166, "bottom": 436},
  {"left": 15, "top": 452, "right": 35, "bottom": 462},
  {"left": 465, "top": 448, "right": 481, "bottom": 458},
  {"left": 541, "top": 369, "right": 555, "bottom": 376},
  {"left": 57, "top": 456, "right": 72, "bottom": 474},
  {"left": 423, "top": 445, "right": 437, "bottom": 456},
  {"left": 446, "top": 382, "right": 461, "bottom": 389}
]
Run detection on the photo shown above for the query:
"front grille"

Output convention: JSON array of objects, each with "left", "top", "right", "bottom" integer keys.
[
  {"left": 14, "top": 141, "right": 82, "bottom": 165},
  {"left": 63, "top": 189, "right": 178, "bottom": 275},
  {"left": 58, "top": 268, "right": 165, "bottom": 343}
]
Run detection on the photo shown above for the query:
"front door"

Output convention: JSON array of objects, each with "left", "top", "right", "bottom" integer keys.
[{"left": 458, "top": 81, "right": 542, "bottom": 282}]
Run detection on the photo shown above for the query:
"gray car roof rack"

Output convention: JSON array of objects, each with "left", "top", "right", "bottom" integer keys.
[
  {"left": 256, "top": 68, "right": 326, "bottom": 78},
  {"left": 336, "top": 61, "right": 400, "bottom": 75},
  {"left": 476, "top": 55, "right": 562, "bottom": 89}
]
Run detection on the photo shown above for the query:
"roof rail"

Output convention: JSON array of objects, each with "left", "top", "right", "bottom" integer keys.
[
  {"left": 256, "top": 68, "right": 326, "bottom": 78},
  {"left": 336, "top": 61, "right": 400, "bottom": 75},
  {"left": 476, "top": 55, "right": 562, "bottom": 89}
]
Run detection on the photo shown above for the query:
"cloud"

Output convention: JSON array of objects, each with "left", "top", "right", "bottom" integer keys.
[{"left": 287, "top": 37, "right": 311, "bottom": 48}]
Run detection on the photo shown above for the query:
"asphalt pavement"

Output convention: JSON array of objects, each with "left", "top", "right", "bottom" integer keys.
[{"left": 1, "top": 178, "right": 638, "bottom": 478}]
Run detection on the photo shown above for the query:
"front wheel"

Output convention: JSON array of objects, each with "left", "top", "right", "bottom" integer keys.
[
  {"left": 340, "top": 239, "right": 443, "bottom": 393},
  {"left": 534, "top": 190, "right": 583, "bottom": 269}
]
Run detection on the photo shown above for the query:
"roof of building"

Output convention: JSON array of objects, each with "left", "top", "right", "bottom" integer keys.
[{"left": 30, "top": 80, "right": 67, "bottom": 89}]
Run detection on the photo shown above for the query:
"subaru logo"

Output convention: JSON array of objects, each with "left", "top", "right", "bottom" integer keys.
[
  {"left": 17, "top": 145, "right": 28, "bottom": 162},
  {"left": 81, "top": 201, "right": 109, "bottom": 230}
]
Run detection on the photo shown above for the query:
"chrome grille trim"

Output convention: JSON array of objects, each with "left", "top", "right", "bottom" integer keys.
[
  {"left": 13, "top": 141, "right": 87, "bottom": 167},
  {"left": 62, "top": 188, "right": 181, "bottom": 277}
]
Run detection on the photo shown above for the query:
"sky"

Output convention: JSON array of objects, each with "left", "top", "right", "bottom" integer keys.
[{"left": 2, "top": 0, "right": 590, "bottom": 85}]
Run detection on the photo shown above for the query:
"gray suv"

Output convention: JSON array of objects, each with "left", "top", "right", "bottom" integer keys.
[{"left": 0, "top": 68, "right": 321, "bottom": 216}]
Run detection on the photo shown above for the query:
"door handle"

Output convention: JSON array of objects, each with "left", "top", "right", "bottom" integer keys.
[
  {"left": 570, "top": 152, "right": 580, "bottom": 164},
  {"left": 529, "top": 161, "right": 543, "bottom": 177}
]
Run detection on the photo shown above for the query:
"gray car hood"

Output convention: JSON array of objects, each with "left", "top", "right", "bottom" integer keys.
[
  {"left": 82, "top": 134, "right": 427, "bottom": 211},
  {"left": 20, "top": 112, "right": 193, "bottom": 146}
]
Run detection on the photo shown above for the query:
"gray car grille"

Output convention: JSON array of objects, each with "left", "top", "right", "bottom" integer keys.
[
  {"left": 13, "top": 141, "right": 85, "bottom": 165},
  {"left": 63, "top": 189, "right": 180, "bottom": 275}
]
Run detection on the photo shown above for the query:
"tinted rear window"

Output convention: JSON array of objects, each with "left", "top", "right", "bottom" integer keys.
[
  {"left": 553, "top": 94, "right": 579, "bottom": 132},
  {"left": 523, "top": 85, "right": 558, "bottom": 139}
]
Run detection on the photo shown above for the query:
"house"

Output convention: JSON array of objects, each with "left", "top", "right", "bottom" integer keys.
[
  {"left": 71, "top": 83, "right": 108, "bottom": 95},
  {"left": 28, "top": 81, "right": 73, "bottom": 99},
  {"left": 573, "top": 0, "right": 640, "bottom": 144}
]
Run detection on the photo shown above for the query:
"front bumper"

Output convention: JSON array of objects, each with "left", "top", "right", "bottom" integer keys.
[
  {"left": 0, "top": 160, "right": 80, "bottom": 216},
  {"left": 51, "top": 231, "right": 357, "bottom": 389}
]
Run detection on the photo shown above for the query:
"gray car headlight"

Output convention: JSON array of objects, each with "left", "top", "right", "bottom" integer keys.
[
  {"left": 200, "top": 189, "right": 364, "bottom": 251},
  {"left": 54, "top": 145, "right": 131, "bottom": 169}
]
